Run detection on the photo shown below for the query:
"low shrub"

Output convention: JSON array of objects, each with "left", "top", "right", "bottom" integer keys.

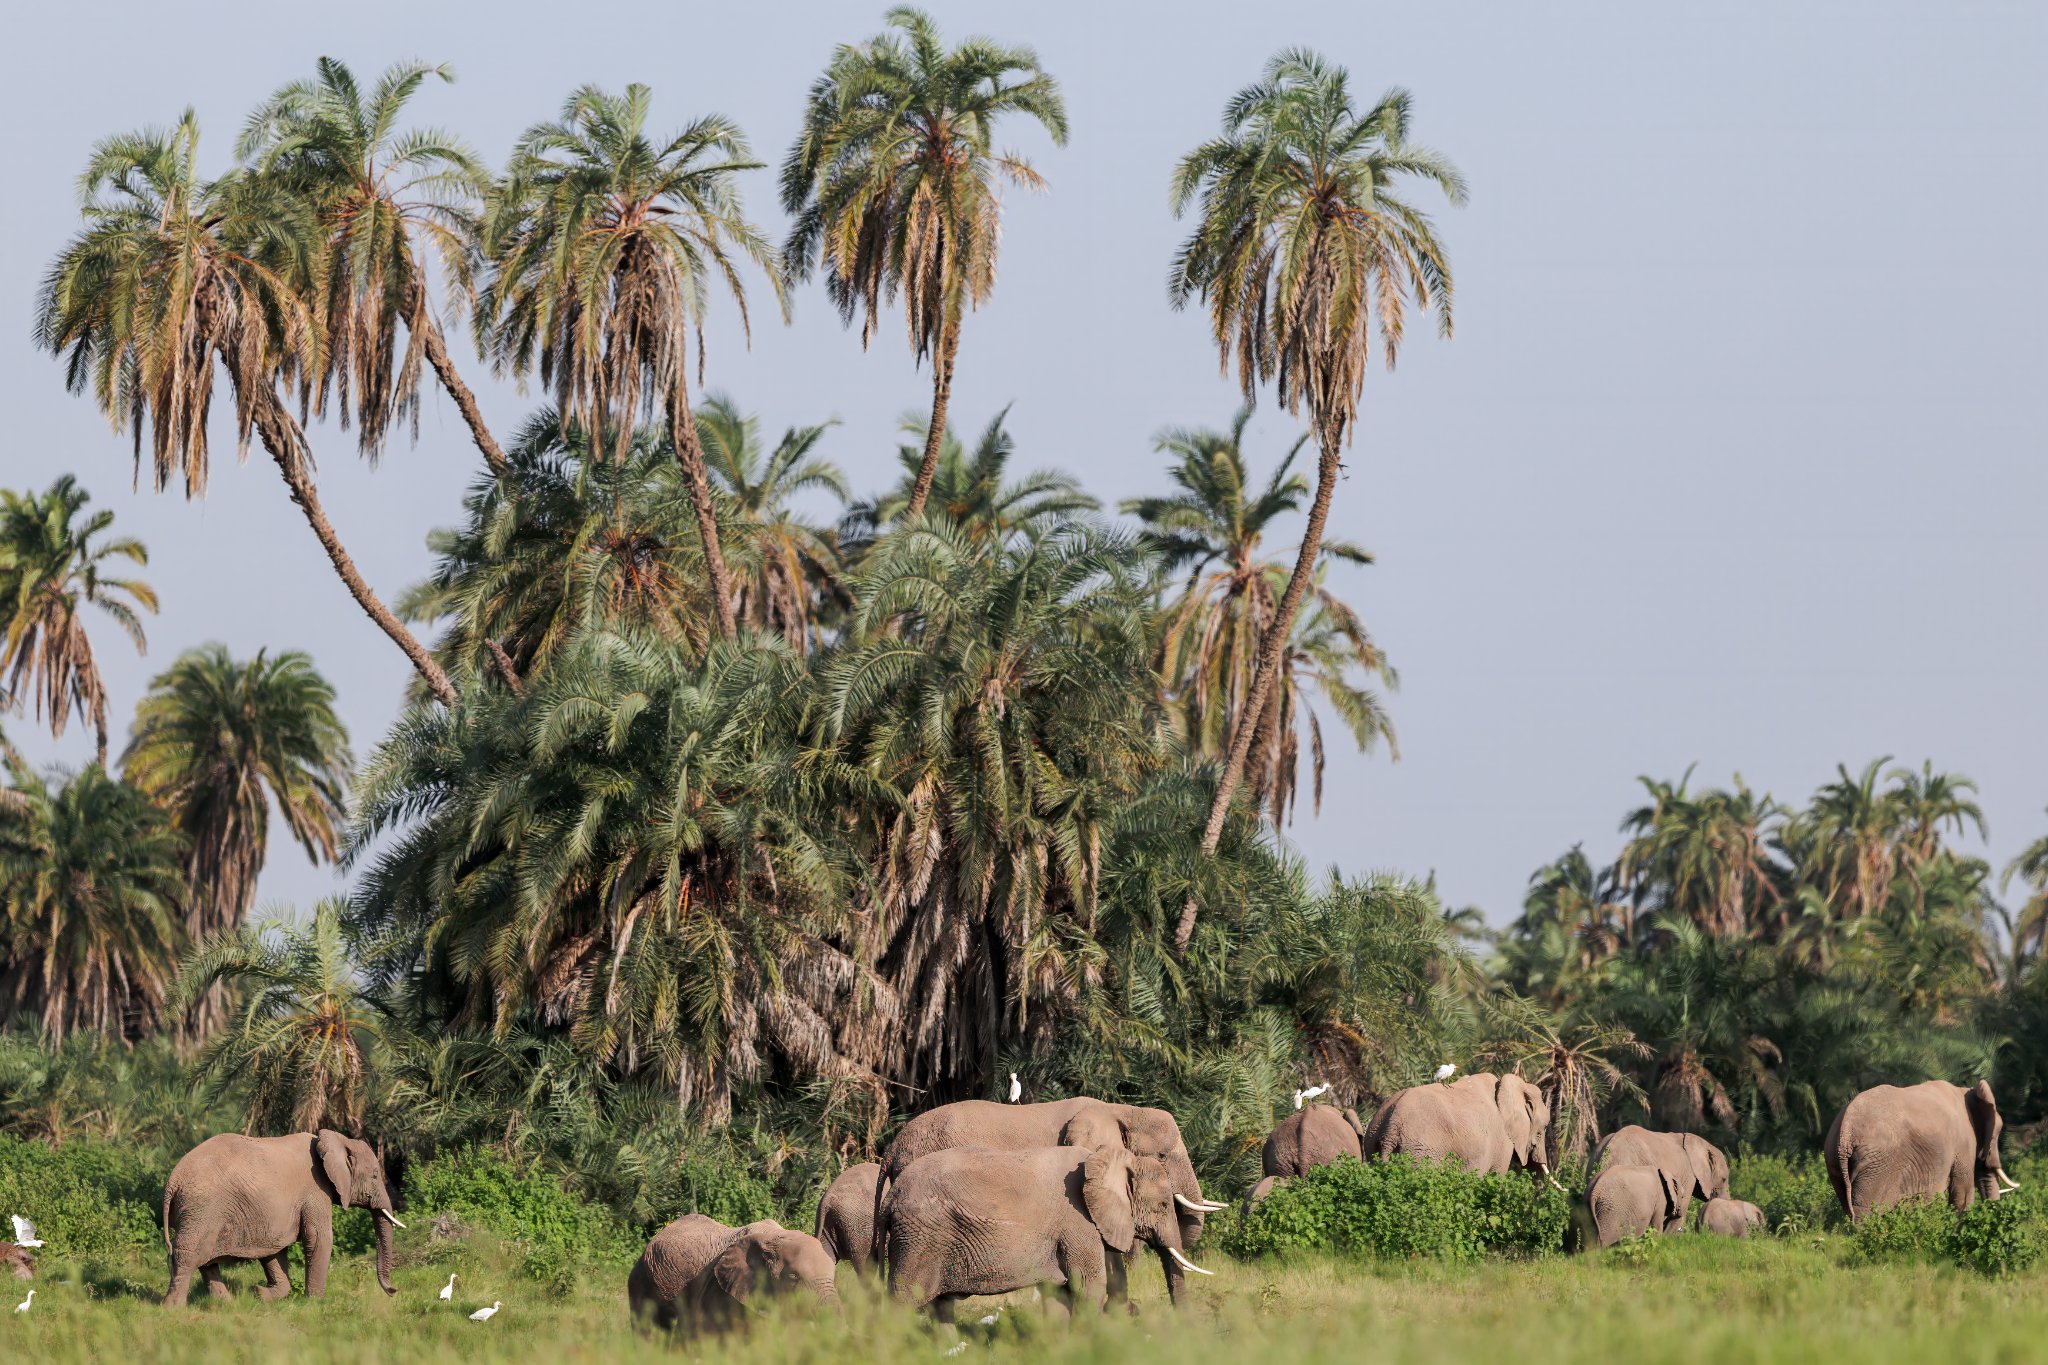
[
  {"left": 0, "top": 1135, "right": 162, "bottom": 1254},
  {"left": 1846, "top": 1196, "right": 1959, "bottom": 1266},
  {"left": 1223, "top": 1156, "right": 1570, "bottom": 1263},
  {"left": 1952, "top": 1191, "right": 2044, "bottom": 1277},
  {"left": 1730, "top": 1153, "right": 1840, "bottom": 1234},
  {"left": 404, "top": 1146, "right": 639, "bottom": 1268}
]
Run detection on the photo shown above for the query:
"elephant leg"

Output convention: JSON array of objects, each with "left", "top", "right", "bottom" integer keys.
[
  {"left": 202, "top": 1263, "right": 233, "bottom": 1301},
  {"left": 164, "top": 1247, "right": 198, "bottom": 1307},
  {"left": 1104, "top": 1247, "right": 1128, "bottom": 1305},
  {"left": 256, "top": 1254, "right": 293, "bottom": 1301},
  {"left": 1042, "top": 1285, "right": 1074, "bottom": 1325},
  {"left": 302, "top": 1219, "right": 334, "bottom": 1299}
]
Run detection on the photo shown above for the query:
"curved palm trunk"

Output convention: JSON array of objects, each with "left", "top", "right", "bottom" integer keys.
[
  {"left": 251, "top": 389, "right": 458, "bottom": 705},
  {"left": 1175, "top": 425, "right": 1342, "bottom": 954},
  {"left": 668, "top": 388, "right": 739, "bottom": 639},
  {"left": 904, "top": 323, "right": 960, "bottom": 521},
  {"left": 411, "top": 295, "right": 510, "bottom": 481}
]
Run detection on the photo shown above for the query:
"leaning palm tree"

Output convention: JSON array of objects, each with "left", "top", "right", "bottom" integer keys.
[
  {"left": 35, "top": 112, "right": 455, "bottom": 702},
  {"left": 696, "top": 395, "right": 849, "bottom": 649},
  {"left": 1168, "top": 52, "right": 1464, "bottom": 950},
  {"left": 0, "top": 760, "right": 187, "bottom": 1043},
  {"left": 781, "top": 6, "right": 1068, "bottom": 518},
  {"left": 482, "top": 84, "right": 785, "bottom": 638},
  {"left": 0, "top": 477, "right": 157, "bottom": 764},
  {"left": 123, "top": 644, "right": 351, "bottom": 1028},
  {"left": 237, "top": 57, "right": 507, "bottom": 476}
]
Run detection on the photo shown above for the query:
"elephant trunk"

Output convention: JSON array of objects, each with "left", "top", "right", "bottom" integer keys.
[
  {"left": 1157, "top": 1244, "right": 1184, "bottom": 1306},
  {"left": 1978, "top": 1168, "right": 2004, "bottom": 1204},
  {"left": 373, "top": 1211, "right": 396, "bottom": 1295}
]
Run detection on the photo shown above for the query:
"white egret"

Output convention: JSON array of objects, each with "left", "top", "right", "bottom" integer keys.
[
  {"left": 1433, "top": 1063, "right": 1457, "bottom": 1083},
  {"left": 469, "top": 1301, "right": 501, "bottom": 1322},
  {"left": 440, "top": 1273, "right": 457, "bottom": 1301},
  {"left": 12, "top": 1290, "right": 30, "bottom": 1314},
  {"left": 1007, "top": 1073, "right": 1022, "bottom": 1103},
  {"left": 8, "top": 1217, "right": 41, "bottom": 1249},
  {"left": 977, "top": 1313, "right": 1000, "bottom": 1326}
]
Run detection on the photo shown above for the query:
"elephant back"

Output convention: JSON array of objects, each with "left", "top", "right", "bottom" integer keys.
[
  {"left": 1263, "top": 1106, "right": 1362, "bottom": 1177},
  {"left": 815, "top": 1162, "right": 880, "bottom": 1267},
  {"left": 631, "top": 1213, "right": 738, "bottom": 1322}
]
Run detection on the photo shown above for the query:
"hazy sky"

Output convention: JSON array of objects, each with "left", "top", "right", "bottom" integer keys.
[{"left": 3, "top": 2, "right": 2042, "bottom": 925}]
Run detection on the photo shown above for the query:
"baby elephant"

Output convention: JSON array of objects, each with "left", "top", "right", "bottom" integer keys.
[
  {"left": 882, "top": 1144, "right": 1210, "bottom": 1323},
  {"left": 1699, "top": 1197, "right": 1767, "bottom": 1238},
  {"left": 814, "top": 1162, "right": 881, "bottom": 1273},
  {"left": 1587, "top": 1162, "right": 1689, "bottom": 1247},
  {"left": 627, "top": 1214, "right": 837, "bottom": 1334}
]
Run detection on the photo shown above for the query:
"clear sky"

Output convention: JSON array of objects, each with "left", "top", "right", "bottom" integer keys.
[{"left": 2, "top": 1, "right": 2042, "bottom": 925}]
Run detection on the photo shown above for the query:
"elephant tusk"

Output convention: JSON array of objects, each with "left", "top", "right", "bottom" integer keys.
[
  {"left": 1166, "top": 1247, "right": 1213, "bottom": 1277},
  {"left": 1997, "top": 1170, "right": 2022, "bottom": 1191},
  {"left": 378, "top": 1209, "right": 407, "bottom": 1229},
  {"left": 1175, "top": 1195, "right": 1228, "bottom": 1213}
]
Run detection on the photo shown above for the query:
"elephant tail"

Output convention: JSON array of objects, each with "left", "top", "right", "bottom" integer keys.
[{"left": 1823, "top": 1109, "right": 1855, "bottom": 1221}]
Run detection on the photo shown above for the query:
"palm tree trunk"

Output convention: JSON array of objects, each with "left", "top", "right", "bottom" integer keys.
[
  {"left": 251, "top": 389, "right": 458, "bottom": 705},
  {"left": 1175, "top": 424, "right": 1342, "bottom": 954},
  {"left": 668, "top": 388, "right": 739, "bottom": 639},
  {"left": 408, "top": 284, "right": 509, "bottom": 480},
  {"left": 904, "top": 324, "right": 960, "bottom": 521}
]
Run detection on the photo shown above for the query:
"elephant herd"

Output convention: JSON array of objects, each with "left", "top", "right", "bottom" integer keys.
[{"left": 130, "top": 1074, "right": 2018, "bottom": 1327}]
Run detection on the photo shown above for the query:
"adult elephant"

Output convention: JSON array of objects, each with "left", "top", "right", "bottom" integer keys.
[
  {"left": 1591, "top": 1125, "right": 1730, "bottom": 1207},
  {"left": 163, "top": 1129, "right": 404, "bottom": 1306},
  {"left": 1586, "top": 1164, "right": 1688, "bottom": 1247},
  {"left": 881, "top": 1145, "right": 1208, "bottom": 1323},
  {"left": 1359, "top": 1073, "right": 1556, "bottom": 1180},
  {"left": 876, "top": 1097, "right": 1224, "bottom": 1302},
  {"left": 1825, "top": 1079, "right": 2016, "bottom": 1221},
  {"left": 1700, "top": 1197, "right": 1767, "bottom": 1237},
  {"left": 814, "top": 1162, "right": 880, "bottom": 1273},
  {"left": 627, "top": 1214, "right": 837, "bottom": 1334},
  {"left": 1263, "top": 1105, "right": 1364, "bottom": 1179}
]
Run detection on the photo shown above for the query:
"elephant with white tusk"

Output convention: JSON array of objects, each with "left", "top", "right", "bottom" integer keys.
[
  {"left": 1360, "top": 1073, "right": 1555, "bottom": 1180},
  {"left": 881, "top": 1144, "right": 1213, "bottom": 1324},
  {"left": 1825, "top": 1079, "right": 2013, "bottom": 1222},
  {"left": 1699, "top": 1197, "right": 1767, "bottom": 1237},
  {"left": 628, "top": 1214, "right": 837, "bottom": 1335},
  {"left": 814, "top": 1162, "right": 880, "bottom": 1274},
  {"left": 163, "top": 1129, "right": 404, "bottom": 1306}
]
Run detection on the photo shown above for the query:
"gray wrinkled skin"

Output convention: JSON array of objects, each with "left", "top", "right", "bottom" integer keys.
[
  {"left": 814, "top": 1162, "right": 880, "bottom": 1273},
  {"left": 628, "top": 1215, "right": 837, "bottom": 1335},
  {"left": 1592, "top": 1126, "right": 1731, "bottom": 1204},
  {"left": 1360, "top": 1073, "right": 1553, "bottom": 1176},
  {"left": 1587, "top": 1163, "right": 1688, "bottom": 1247},
  {"left": 1826, "top": 1079, "right": 2010, "bottom": 1221},
  {"left": 1699, "top": 1197, "right": 1766, "bottom": 1237}
]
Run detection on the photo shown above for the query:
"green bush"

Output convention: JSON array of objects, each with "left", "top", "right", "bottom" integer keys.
[
  {"left": 1952, "top": 1191, "right": 2043, "bottom": 1277},
  {"left": 1223, "top": 1156, "right": 1570, "bottom": 1263},
  {"left": 1730, "top": 1153, "right": 1840, "bottom": 1234},
  {"left": 405, "top": 1146, "right": 639, "bottom": 1267},
  {"left": 0, "top": 1135, "right": 162, "bottom": 1254},
  {"left": 1847, "top": 1197, "right": 1959, "bottom": 1266}
]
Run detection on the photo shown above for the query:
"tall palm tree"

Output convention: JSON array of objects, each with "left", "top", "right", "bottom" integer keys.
[
  {"left": 1168, "top": 52, "right": 1463, "bottom": 950},
  {"left": 1617, "top": 770, "right": 1783, "bottom": 940},
  {"left": 1124, "top": 410, "right": 1392, "bottom": 826},
  {"left": 781, "top": 6, "right": 1068, "bottom": 519},
  {"left": 482, "top": 84, "right": 784, "bottom": 638},
  {"left": 2004, "top": 813, "right": 2048, "bottom": 977},
  {"left": 0, "top": 477, "right": 157, "bottom": 764},
  {"left": 842, "top": 409, "right": 1096, "bottom": 551},
  {"left": 696, "top": 395, "right": 849, "bottom": 649},
  {"left": 123, "top": 645, "right": 351, "bottom": 959},
  {"left": 0, "top": 760, "right": 187, "bottom": 1043},
  {"left": 237, "top": 57, "right": 507, "bottom": 477},
  {"left": 35, "top": 112, "right": 455, "bottom": 702}
]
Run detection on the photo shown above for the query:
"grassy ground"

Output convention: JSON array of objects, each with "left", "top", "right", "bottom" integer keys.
[{"left": 10, "top": 1231, "right": 2048, "bottom": 1365}]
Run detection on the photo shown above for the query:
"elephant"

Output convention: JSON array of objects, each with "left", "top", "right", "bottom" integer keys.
[
  {"left": 627, "top": 1214, "right": 837, "bottom": 1334},
  {"left": 1699, "top": 1197, "right": 1767, "bottom": 1238},
  {"left": 814, "top": 1162, "right": 880, "bottom": 1273},
  {"left": 1591, "top": 1125, "right": 1731, "bottom": 1206},
  {"left": 1586, "top": 1163, "right": 1688, "bottom": 1247},
  {"left": 880, "top": 1144, "right": 1209, "bottom": 1323},
  {"left": 1263, "top": 1105, "right": 1364, "bottom": 1179},
  {"left": 876, "top": 1097, "right": 1224, "bottom": 1302},
  {"left": 0, "top": 1244, "right": 31, "bottom": 1281},
  {"left": 162, "top": 1129, "right": 404, "bottom": 1306},
  {"left": 1359, "top": 1073, "right": 1556, "bottom": 1180},
  {"left": 1824, "top": 1079, "right": 2016, "bottom": 1221}
]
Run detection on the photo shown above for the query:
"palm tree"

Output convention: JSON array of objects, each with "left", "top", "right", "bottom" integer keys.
[
  {"left": 122, "top": 644, "right": 351, "bottom": 1030},
  {"left": 1475, "top": 996, "right": 1647, "bottom": 1162},
  {"left": 35, "top": 112, "right": 455, "bottom": 702},
  {"left": 2004, "top": 813, "right": 2048, "bottom": 976},
  {"left": 1125, "top": 411, "right": 1392, "bottom": 826},
  {"left": 0, "top": 477, "right": 157, "bottom": 764},
  {"left": 482, "top": 84, "right": 784, "bottom": 638},
  {"left": 0, "top": 761, "right": 187, "bottom": 1042},
  {"left": 1169, "top": 52, "right": 1464, "bottom": 950},
  {"left": 842, "top": 409, "right": 1096, "bottom": 551},
  {"left": 237, "top": 57, "right": 507, "bottom": 477},
  {"left": 696, "top": 395, "right": 849, "bottom": 649},
  {"left": 174, "top": 899, "right": 384, "bottom": 1135},
  {"left": 1617, "top": 770, "right": 1783, "bottom": 940},
  {"left": 781, "top": 6, "right": 1068, "bottom": 519}
]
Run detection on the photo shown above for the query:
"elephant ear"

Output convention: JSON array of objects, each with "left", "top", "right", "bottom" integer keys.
[
  {"left": 315, "top": 1129, "right": 353, "bottom": 1207},
  {"left": 711, "top": 1236, "right": 769, "bottom": 1304},
  {"left": 1680, "top": 1135, "right": 1714, "bottom": 1200},
  {"left": 1659, "top": 1169, "right": 1684, "bottom": 1219},
  {"left": 1082, "top": 1147, "right": 1136, "bottom": 1254},
  {"left": 1493, "top": 1077, "right": 1533, "bottom": 1162},
  {"left": 1062, "top": 1109, "right": 1125, "bottom": 1151},
  {"left": 1341, "top": 1109, "right": 1368, "bottom": 1139},
  {"left": 1966, "top": 1080, "right": 2003, "bottom": 1166}
]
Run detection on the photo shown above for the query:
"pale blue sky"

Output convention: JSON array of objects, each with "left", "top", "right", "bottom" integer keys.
[{"left": 2, "top": 1, "right": 2042, "bottom": 924}]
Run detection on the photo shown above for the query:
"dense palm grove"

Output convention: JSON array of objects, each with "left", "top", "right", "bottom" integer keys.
[{"left": 5, "top": 17, "right": 2047, "bottom": 1220}]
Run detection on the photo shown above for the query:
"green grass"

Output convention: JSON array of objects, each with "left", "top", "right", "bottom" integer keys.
[{"left": 13, "top": 1230, "right": 2048, "bottom": 1364}]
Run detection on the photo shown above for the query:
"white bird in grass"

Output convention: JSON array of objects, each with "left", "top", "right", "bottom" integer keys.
[
  {"left": 1007, "top": 1072, "right": 1022, "bottom": 1103},
  {"left": 1434, "top": 1063, "right": 1458, "bottom": 1083},
  {"left": 977, "top": 1311, "right": 1001, "bottom": 1326},
  {"left": 13, "top": 1291, "right": 30, "bottom": 1314},
  {"left": 9, "top": 1217, "right": 41, "bottom": 1249},
  {"left": 439, "top": 1273, "right": 457, "bottom": 1301},
  {"left": 469, "top": 1301, "right": 501, "bottom": 1322}
]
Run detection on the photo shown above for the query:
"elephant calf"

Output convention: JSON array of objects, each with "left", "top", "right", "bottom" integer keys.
[
  {"left": 628, "top": 1214, "right": 837, "bottom": 1334},
  {"left": 0, "top": 1244, "right": 31, "bottom": 1281},
  {"left": 1587, "top": 1163, "right": 1688, "bottom": 1248},
  {"left": 882, "top": 1144, "right": 1212, "bottom": 1323},
  {"left": 814, "top": 1162, "right": 880, "bottom": 1273},
  {"left": 1700, "top": 1197, "right": 1766, "bottom": 1238}
]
